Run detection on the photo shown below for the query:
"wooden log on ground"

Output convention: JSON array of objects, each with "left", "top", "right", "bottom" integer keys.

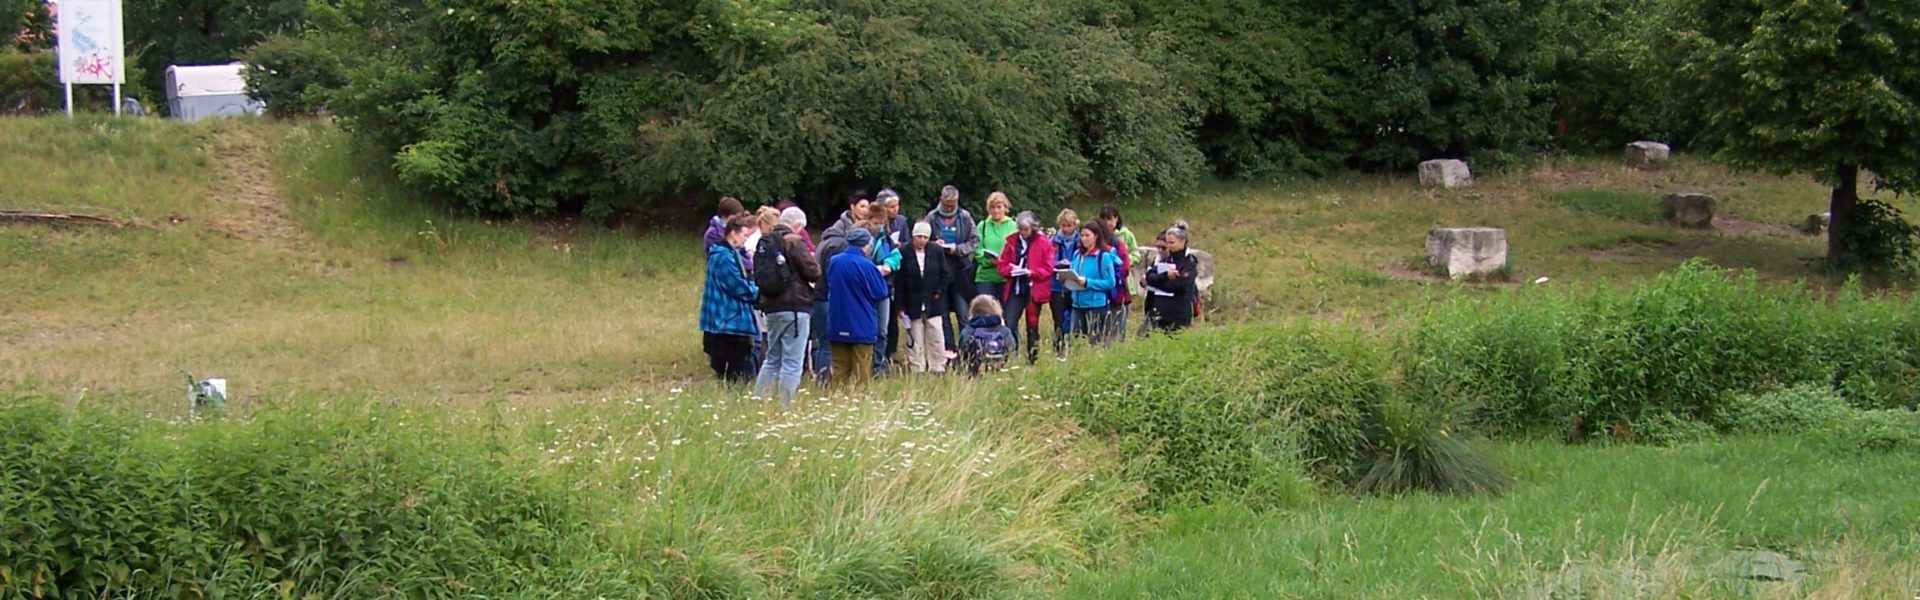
[{"left": 0, "top": 210, "right": 124, "bottom": 228}]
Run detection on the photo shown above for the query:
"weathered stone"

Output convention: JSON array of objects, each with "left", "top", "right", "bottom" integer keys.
[
  {"left": 1426, "top": 227, "right": 1508, "bottom": 279},
  {"left": 1725, "top": 551, "right": 1804, "bottom": 582},
  {"left": 1663, "top": 193, "right": 1717, "bottom": 228},
  {"left": 1625, "top": 141, "right": 1671, "bottom": 166},
  {"left": 1418, "top": 159, "right": 1473, "bottom": 189},
  {"left": 1803, "top": 212, "right": 1831, "bottom": 235}
]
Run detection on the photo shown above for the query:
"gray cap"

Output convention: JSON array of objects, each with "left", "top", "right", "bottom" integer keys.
[{"left": 845, "top": 227, "right": 872, "bottom": 248}]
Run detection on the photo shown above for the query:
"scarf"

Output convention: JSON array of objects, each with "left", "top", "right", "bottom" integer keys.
[{"left": 935, "top": 204, "right": 959, "bottom": 218}]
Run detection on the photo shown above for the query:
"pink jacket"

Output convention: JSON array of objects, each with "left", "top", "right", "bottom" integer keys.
[{"left": 997, "top": 232, "right": 1057, "bottom": 304}]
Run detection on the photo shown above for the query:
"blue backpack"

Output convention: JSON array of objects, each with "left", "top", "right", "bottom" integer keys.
[{"left": 965, "top": 327, "right": 1013, "bottom": 374}]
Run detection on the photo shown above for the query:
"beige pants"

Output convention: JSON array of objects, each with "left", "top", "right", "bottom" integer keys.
[{"left": 904, "top": 316, "right": 947, "bottom": 373}]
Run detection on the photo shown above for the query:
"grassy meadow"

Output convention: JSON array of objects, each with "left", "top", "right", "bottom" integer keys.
[{"left": 3, "top": 116, "right": 1915, "bottom": 598}]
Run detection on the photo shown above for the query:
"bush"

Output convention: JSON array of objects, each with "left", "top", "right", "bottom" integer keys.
[
  {"left": 1351, "top": 384, "right": 1512, "bottom": 495},
  {"left": 0, "top": 397, "right": 644, "bottom": 598},
  {"left": 1713, "top": 385, "right": 1920, "bottom": 453},
  {"left": 1418, "top": 260, "right": 1920, "bottom": 439}
]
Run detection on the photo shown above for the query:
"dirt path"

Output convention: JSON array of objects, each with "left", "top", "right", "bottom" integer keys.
[{"left": 203, "top": 127, "right": 301, "bottom": 243}]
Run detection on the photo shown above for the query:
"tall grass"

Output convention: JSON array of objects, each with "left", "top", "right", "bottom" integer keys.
[{"left": 0, "top": 376, "right": 1139, "bottom": 598}]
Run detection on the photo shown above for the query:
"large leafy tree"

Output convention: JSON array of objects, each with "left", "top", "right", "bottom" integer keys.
[{"left": 1675, "top": 0, "right": 1920, "bottom": 270}]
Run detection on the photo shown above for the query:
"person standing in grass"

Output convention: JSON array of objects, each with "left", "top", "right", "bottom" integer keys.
[
  {"left": 1061, "top": 219, "right": 1120, "bottom": 347},
  {"left": 895, "top": 222, "right": 950, "bottom": 373},
  {"left": 862, "top": 208, "right": 902, "bottom": 376},
  {"left": 1145, "top": 225, "right": 1198, "bottom": 334},
  {"left": 973, "top": 192, "right": 1018, "bottom": 306},
  {"left": 877, "top": 189, "right": 910, "bottom": 363},
  {"left": 1049, "top": 209, "right": 1081, "bottom": 357},
  {"left": 926, "top": 185, "right": 978, "bottom": 358},
  {"left": 811, "top": 192, "right": 873, "bottom": 384},
  {"left": 701, "top": 214, "right": 761, "bottom": 382},
  {"left": 703, "top": 196, "right": 746, "bottom": 249},
  {"left": 825, "top": 228, "right": 890, "bottom": 390},
  {"left": 996, "top": 211, "right": 1055, "bottom": 364},
  {"left": 1097, "top": 204, "right": 1137, "bottom": 342},
  {"left": 752, "top": 209, "right": 823, "bottom": 408},
  {"left": 744, "top": 206, "right": 783, "bottom": 370}
]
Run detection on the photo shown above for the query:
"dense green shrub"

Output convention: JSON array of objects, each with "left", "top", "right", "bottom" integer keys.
[
  {"left": 0, "top": 397, "right": 644, "bottom": 598},
  {"left": 0, "top": 51, "right": 144, "bottom": 115},
  {"left": 1039, "top": 324, "right": 1399, "bottom": 506},
  {"left": 1712, "top": 385, "right": 1920, "bottom": 452},
  {"left": 1417, "top": 261, "right": 1920, "bottom": 439}
]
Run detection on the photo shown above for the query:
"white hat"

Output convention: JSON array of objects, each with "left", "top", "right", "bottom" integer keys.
[{"left": 912, "top": 222, "right": 933, "bottom": 238}]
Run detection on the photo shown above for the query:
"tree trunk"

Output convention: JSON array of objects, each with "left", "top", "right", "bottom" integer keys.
[{"left": 1828, "top": 163, "right": 1860, "bottom": 267}]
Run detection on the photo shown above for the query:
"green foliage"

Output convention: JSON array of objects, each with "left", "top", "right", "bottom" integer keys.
[
  {"left": 1831, "top": 197, "right": 1920, "bottom": 277},
  {"left": 240, "top": 32, "right": 344, "bottom": 118},
  {"left": 1713, "top": 384, "right": 1920, "bottom": 453},
  {"left": 1324, "top": 0, "right": 1556, "bottom": 170},
  {"left": 0, "top": 396, "right": 645, "bottom": 598},
  {"left": 0, "top": 50, "right": 147, "bottom": 114},
  {"left": 2, "top": 0, "right": 51, "bottom": 52},
  {"left": 1352, "top": 385, "right": 1512, "bottom": 495},
  {"left": 1539, "top": 0, "right": 1701, "bottom": 149},
  {"left": 1035, "top": 324, "right": 1374, "bottom": 507},
  {"left": 1417, "top": 260, "right": 1920, "bottom": 439}
]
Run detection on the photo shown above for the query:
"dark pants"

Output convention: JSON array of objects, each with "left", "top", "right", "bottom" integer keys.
[
  {"left": 1003, "top": 291, "right": 1044, "bottom": 364},
  {"left": 974, "top": 280, "right": 1007, "bottom": 308},
  {"left": 703, "top": 332, "right": 755, "bottom": 383},
  {"left": 809, "top": 298, "right": 831, "bottom": 384},
  {"left": 885, "top": 298, "right": 901, "bottom": 364},
  {"left": 1048, "top": 291, "right": 1072, "bottom": 355},
  {"left": 941, "top": 260, "right": 975, "bottom": 353},
  {"left": 1151, "top": 297, "right": 1194, "bottom": 333}
]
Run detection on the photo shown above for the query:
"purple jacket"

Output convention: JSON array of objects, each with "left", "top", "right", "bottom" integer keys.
[{"left": 702, "top": 216, "right": 724, "bottom": 248}]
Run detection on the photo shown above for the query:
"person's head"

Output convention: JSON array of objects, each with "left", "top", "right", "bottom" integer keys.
[
  {"left": 877, "top": 189, "right": 902, "bottom": 219},
  {"left": 1152, "top": 231, "right": 1169, "bottom": 252},
  {"left": 723, "top": 214, "right": 755, "bottom": 248},
  {"left": 848, "top": 190, "right": 873, "bottom": 221},
  {"left": 717, "top": 196, "right": 745, "bottom": 219},
  {"left": 939, "top": 185, "right": 960, "bottom": 211},
  {"left": 1056, "top": 208, "right": 1079, "bottom": 232},
  {"left": 1015, "top": 211, "right": 1039, "bottom": 236},
  {"left": 1099, "top": 203, "right": 1123, "bottom": 230},
  {"left": 1079, "top": 219, "right": 1111, "bottom": 252},
  {"left": 986, "top": 192, "right": 1011, "bottom": 221},
  {"left": 845, "top": 227, "right": 872, "bottom": 250},
  {"left": 865, "top": 203, "right": 891, "bottom": 230},
  {"left": 755, "top": 206, "right": 780, "bottom": 234},
  {"left": 912, "top": 221, "right": 933, "bottom": 250},
  {"left": 1163, "top": 226, "right": 1189, "bottom": 252},
  {"left": 779, "top": 206, "right": 807, "bottom": 230},
  {"left": 969, "top": 294, "right": 1003, "bottom": 318}
]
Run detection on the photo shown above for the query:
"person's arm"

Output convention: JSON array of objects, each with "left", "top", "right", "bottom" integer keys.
[
  {"left": 1145, "top": 258, "right": 1173, "bottom": 289},
  {"left": 953, "top": 214, "right": 980, "bottom": 257},
  {"left": 719, "top": 253, "right": 758, "bottom": 302},
  {"left": 790, "top": 237, "right": 822, "bottom": 283},
  {"left": 1167, "top": 254, "right": 1199, "bottom": 294},
  {"left": 996, "top": 234, "right": 1019, "bottom": 279},
  {"left": 1084, "top": 253, "right": 1117, "bottom": 292},
  {"left": 1030, "top": 239, "right": 1055, "bottom": 282},
  {"left": 867, "top": 265, "right": 891, "bottom": 301},
  {"left": 884, "top": 250, "right": 902, "bottom": 272}
]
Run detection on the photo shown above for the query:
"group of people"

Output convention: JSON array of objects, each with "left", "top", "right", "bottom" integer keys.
[{"left": 698, "top": 186, "right": 1203, "bottom": 408}]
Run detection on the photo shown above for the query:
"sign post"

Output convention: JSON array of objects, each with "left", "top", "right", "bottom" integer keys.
[{"left": 56, "top": 0, "right": 126, "bottom": 117}]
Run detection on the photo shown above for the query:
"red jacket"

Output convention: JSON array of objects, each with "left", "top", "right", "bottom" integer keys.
[{"left": 996, "top": 231, "right": 1057, "bottom": 304}]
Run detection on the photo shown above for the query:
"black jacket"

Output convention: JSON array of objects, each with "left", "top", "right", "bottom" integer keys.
[
  {"left": 1144, "top": 248, "right": 1199, "bottom": 323},
  {"left": 895, "top": 246, "right": 950, "bottom": 319}
]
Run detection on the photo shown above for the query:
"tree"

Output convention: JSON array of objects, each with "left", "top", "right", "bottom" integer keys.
[
  {"left": 125, "top": 0, "right": 308, "bottom": 108},
  {"left": 1674, "top": 0, "right": 1920, "bottom": 271}
]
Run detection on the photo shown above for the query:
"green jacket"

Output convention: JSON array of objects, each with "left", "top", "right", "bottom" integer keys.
[{"left": 974, "top": 217, "right": 1019, "bottom": 283}]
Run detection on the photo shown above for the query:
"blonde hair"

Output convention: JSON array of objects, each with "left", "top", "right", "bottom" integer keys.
[
  {"left": 1056, "top": 208, "right": 1079, "bottom": 228},
  {"left": 755, "top": 206, "right": 781, "bottom": 231},
  {"left": 986, "top": 192, "right": 1012, "bottom": 215},
  {"left": 968, "top": 294, "right": 1003, "bottom": 317}
]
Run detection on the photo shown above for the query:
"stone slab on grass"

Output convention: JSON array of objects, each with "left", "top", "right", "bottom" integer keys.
[
  {"left": 1426, "top": 227, "right": 1508, "bottom": 279},
  {"left": 1663, "top": 193, "right": 1717, "bottom": 229},
  {"left": 1419, "top": 159, "right": 1473, "bottom": 189}
]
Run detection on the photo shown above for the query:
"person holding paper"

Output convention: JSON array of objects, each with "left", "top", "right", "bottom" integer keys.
[
  {"left": 996, "top": 211, "right": 1055, "bottom": 364},
  {"left": 1064, "top": 220, "right": 1122, "bottom": 347},
  {"left": 1048, "top": 209, "right": 1081, "bottom": 357},
  {"left": 1145, "top": 225, "right": 1199, "bottom": 333},
  {"left": 973, "top": 192, "right": 1018, "bottom": 306},
  {"left": 925, "top": 186, "right": 978, "bottom": 356}
]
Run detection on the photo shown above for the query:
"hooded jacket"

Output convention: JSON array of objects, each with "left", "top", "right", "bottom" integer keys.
[
  {"left": 700, "top": 243, "right": 760, "bottom": 337},
  {"left": 758, "top": 224, "right": 822, "bottom": 313},
  {"left": 1145, "top": 246, "right": 1199, "bottom": 323},
  {"left": 1065, "top": 247, "right": 1120, "bottom": 310},
  {"left": 825, "top": 246, "right": 892, "bottom": 344},
  {"left": 996, "top": 231, "right": 1056, "bottom": 304}
]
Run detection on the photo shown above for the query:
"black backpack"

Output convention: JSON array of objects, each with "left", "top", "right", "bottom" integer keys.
[{"left": 753, "top": 231, "right": 795, "bottom": 305}]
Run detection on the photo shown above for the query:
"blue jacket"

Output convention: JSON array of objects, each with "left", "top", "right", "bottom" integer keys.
[
  {"left": 1067, "top": 248, "right": 1120, "bottom": 309},
  {"left": 701, "top": 243, "right": 760, "bottom": 336},
  {"left": 826, "top": 247, "right": 892, "bottom": 344}
]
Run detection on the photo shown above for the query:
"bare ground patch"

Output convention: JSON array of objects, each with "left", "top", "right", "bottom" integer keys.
[{"left": 202, "top": 128, "right": 300, "bottom": 243}]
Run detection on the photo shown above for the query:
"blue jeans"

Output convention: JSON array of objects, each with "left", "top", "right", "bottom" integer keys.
[
  {"left": 754, "top": 310, "right": 810, "bottom": 409},
  {"left": 810, "top": 299, "right": 831, "bottom": 384},
  {"left": 872, "top": 298, "right": 891, "bottom": 375}
]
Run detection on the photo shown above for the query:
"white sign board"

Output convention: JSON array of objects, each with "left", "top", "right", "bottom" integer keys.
[{"left": 57, "top": 0, "right": 125, "bottom": 85}]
